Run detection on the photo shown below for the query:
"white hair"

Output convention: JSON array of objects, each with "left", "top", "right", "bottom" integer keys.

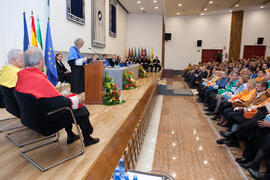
[
  {"left": 7, "top": 49, "right": 22, "bottom": 63},
  {"left": 24, "top": 48, "right": 43, "bottom": 67},
  {"left": 74, "top": 38, "right": 84, "bottom": 47}
]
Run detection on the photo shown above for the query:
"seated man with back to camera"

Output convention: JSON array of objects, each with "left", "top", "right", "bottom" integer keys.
[
  {"left": 0, "top": 49, "right": 24, "bottom": 108},
  {"left": 15, "top": 48, "right": 99, "bottom": 147}
]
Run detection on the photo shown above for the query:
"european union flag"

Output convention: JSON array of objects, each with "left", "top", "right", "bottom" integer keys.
[
  {"left": 44, "top": 21, "right": 58, "bottom": 86},
  {"left": 23, "top": 12, "right": 29, "bottom": 52}
]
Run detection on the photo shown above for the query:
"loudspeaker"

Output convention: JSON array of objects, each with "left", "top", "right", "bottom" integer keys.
[
  {"left": 165, "top": 33, "right": 171, "bottom": 41},
  {"left": 197, "top": 40, "right": 202, "bottom": 47},
  {"left": 257, "top": 37, "right": 264, "bottom": 44}
]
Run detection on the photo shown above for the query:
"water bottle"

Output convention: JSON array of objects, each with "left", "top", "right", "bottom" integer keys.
[
  {"left": 119, "top": 158, "right": 125, "bottom": 177},
  {"left": 114, "top": 172, "right": 121, "bottom": 180},
  {"left": 122, "top": 173, "right": 129, "bottom": 180},
  {"left": 133, "top": 174, "right": 138, "bottom": 180},
  {"left": 113, "top": 167, "right": 120, "bottom": 180}
]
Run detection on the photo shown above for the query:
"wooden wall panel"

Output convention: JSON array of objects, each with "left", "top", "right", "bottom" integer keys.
[
  {"left": 162, "top": 16, "right": 165, "bottom": 68},
  {"left": 229, "top": 11, "right": 244, "bottom": 60}
]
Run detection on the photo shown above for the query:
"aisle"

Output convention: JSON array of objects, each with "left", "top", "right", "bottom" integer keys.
[{"left": 149, "top": 78, "right": 248, "bottom": 180}]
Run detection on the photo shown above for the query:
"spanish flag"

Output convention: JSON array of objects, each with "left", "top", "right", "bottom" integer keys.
[{"left": 31, "top": 11, "right": 38, "bottom": 47}]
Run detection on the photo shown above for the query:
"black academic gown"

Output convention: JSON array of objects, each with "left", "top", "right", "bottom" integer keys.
[{"left": 68, "top": 60, "right": 85, "bottom": 94}]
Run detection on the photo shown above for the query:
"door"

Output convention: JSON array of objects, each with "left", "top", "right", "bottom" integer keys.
[
  {"left": 243, "top": 45, "right": 266, "bottom": 58},
  {"left": 201, "top": 49, "right": 223, "bottom": 63}
]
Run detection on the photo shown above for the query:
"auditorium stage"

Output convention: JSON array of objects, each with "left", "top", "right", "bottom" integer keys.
[{"left": 0, "top": 72, "right": 160, "bottom": 180}]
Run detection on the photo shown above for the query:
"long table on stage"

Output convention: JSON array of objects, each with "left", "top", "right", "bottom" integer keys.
[
  {"left": 104, "top": 64, "right": 140, "bottom": 90},
  {"left": 0, "top": 72, "right": 160, "bottom": 180}
]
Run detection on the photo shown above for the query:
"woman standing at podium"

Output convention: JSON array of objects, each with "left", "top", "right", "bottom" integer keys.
[{"left": 68, "top": 38, "right": 87, "bottom": 94}]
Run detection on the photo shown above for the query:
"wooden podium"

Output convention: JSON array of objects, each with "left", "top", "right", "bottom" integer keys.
[{"left": 84, "top": 61, "right": 104, "bottom": 104}]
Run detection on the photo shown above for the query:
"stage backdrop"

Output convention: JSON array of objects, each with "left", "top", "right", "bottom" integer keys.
[{"left": 92, "top": 0, "right": 106, "bottom": 48}]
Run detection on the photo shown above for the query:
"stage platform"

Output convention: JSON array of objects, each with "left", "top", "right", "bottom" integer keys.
[{"left": 0, "top": 72, "right": 160, "bottom": 180}]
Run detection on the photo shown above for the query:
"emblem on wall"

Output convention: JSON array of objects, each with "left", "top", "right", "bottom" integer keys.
[{"left": 92, "top": 0, "right": 106, "bottom": 48}]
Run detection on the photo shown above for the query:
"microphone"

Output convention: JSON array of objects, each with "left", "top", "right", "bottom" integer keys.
[{"left": 88, "top": 47, "right": 98, "bottom": 54}]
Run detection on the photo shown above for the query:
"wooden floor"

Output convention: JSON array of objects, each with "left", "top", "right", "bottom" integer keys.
[
  {"left": 152, "top": 80, "right": 247, "bottom": 180},
  {"left": 0, "top": 73, "right": 160, "bottom": 180}
]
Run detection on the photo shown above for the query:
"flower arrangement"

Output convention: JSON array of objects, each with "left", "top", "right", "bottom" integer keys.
[
  {"left": 103, "top": 73, "right": 125, "bottom": 105},
  {"left": 123, "top": 71, "right": 137, "bottom": 90},
  {"left": 138, "top": 65, "right": 147, "bottom": 78}
]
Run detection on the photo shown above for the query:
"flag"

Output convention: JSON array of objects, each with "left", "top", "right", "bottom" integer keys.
[
  {"left": 150, "top": 48, "right": 154, "bottom": 62},
  {"left": 36, "top": 18, "right": 43, "bottom": 49},
  {"left": 31, "top": 12, "right": 38, "bottom": 47},
  {"left": 134, "top": 47, "right": 137, "bottom": 58},
  {"left": 128, "top": 47, "right": 131, "bottom": 57},
  {"left": 138, "top": 47, "right": 140, "bottom": 57},
  {"left": 23, "top": 12, "right": 29, "bottom": 52},
  {"left": 44, "top": 20, "right": 58, "bottom": 86},
  {"left": 125, "top": 47, "right": 127, "bottom": 58},
  {"left": 131, "top": 47, "right": 134, "bottom": 57}
]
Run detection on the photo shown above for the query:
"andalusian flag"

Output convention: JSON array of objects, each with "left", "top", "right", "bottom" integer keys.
[
  {"left": 36, "top": 18, "right": 43, "bottom": 49},
  {"left": 31, "top": 12, "right": 38, "bottom": 47}
]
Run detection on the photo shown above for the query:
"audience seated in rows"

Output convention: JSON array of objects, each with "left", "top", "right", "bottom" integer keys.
[{"left": 184, "top": 57, "right": 270, "bottom": 179}]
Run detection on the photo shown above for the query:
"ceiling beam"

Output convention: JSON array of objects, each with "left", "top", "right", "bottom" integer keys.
[
  {"left": 230, "top": 0, "right": 241, "bottom": 9},
  {"left": 201, "top": 0, "right": 211, "bottom": 12},
  {"left": 263, "top": 0, "right": 270, "bottom": 5},
  {"left": 115, "top": 0, "right": 129, "bottom": 14}
]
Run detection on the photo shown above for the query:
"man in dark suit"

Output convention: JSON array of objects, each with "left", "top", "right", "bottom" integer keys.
[
  {"left": 109, "top": 55, "right": 119, "bottom": 67},
  {"left": 151, "top": 56, "right": 162, "bottom": 72},
  {"left": 55, "top": 53, "right": 71, "bottom": 84}
]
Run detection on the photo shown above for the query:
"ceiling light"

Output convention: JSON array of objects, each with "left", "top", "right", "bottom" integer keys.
[
  {"left": 155, "top": 6, "right": 159, "bottom": 9},
  {"left": 204, "top": 8, "right": 207, "bottom": 11},
  {"left": 235, "top": 4, "right": 239, "bottom": 7},
  {"left": 172, "top": 142, "right": 176, "bottom": 146},
  {"left": 171, "top": 131, "right": 175, "bottom": 134},
  {"left": 172, "top": 173, "right": 176, "bottom": 178},
  {"left": 200, "top": 13, "right": 204, "bottom": 15},
  {"left": 209, "top": 1, "right": 213, "bottom": 4},
  {"left": 229, "top": 9, "right": 232, "bottom": 12},
  {"left": 140, "top": 7, "right": 144, "bottom": 10},
  {"left": 178, "top": 3, "right": 182, "bottom": 7},
  {"left": 153, "top": 0, "right": 157, "bottom": 3},
  {"left": 137, "top": 1, "right": 141, "bottom": 4},
  {"left": 260, "top": 5, "right": 264, "bottom": 8},
  {"left": 177, "top": 12, "right": 180, "bottom": 15},
  {"left": 203, "top": 160, "right": 208, "bottom": 165},
  {"left": 172, "top": 156, "right": 176, "bottom": 160}
]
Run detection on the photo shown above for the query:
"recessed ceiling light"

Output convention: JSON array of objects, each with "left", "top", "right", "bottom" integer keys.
[
  {"left": 178, "top": 3, "right": 182, "bottom": 6},
  {"left": 137, "top": 1, "right": 141, "bottom": 4},
  {"left": 209, "top": 1, "right": 213, "bottom": 4},
  {"left": 200, "top": 13, "right": 204, "bottom": 15},
  {"left": 204, "top": 8, "right": 207, "bottom": 11},
  {"left": 260, "top": 5, "right": 264, "bottom": 8},
  {"left": 229, "top": 9, "right": 232, "bottom": 12},
  {"left": 177, "top": 12, "right": 180, "bottom": 15},
  {"left": 235, "top": 4, "right": 239, "bottom": 7},
  {"left": 153, "top": 0, "right": 157, "bottom": 3},
  {"left": 155, "top": 6, "right": 158, "bottom": 9},
  {"left": 140, "top": 7, "right": 144, "bottom": 10}
]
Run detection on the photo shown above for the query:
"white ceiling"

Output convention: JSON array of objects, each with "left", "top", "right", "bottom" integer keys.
[
  {"left": 118, "top": 0, "right": 270, "bottom": 16},
  {"left": 118, "top": 0, "right": 165, "bottom": 14}
]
